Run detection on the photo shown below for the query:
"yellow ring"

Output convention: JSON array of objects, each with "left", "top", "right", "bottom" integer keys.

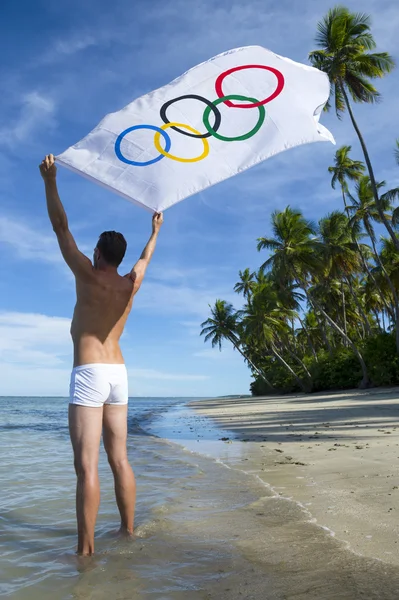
[{"left": 154, "top": 122, "right": 209, "bottom": 163}]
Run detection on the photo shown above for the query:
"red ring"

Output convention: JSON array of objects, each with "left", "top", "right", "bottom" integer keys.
[{"left": 215, "top": 64, "right": 285, "bottom": 109}]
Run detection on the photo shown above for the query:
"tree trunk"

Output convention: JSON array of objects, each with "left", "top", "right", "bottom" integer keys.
[
  {"left": 320, "top": 317, "right": 334, "bottom": 353},
  {"left": 340, "top": 82, "right": 399, "bottom": 252},
  {"left": 270, "top": 343, "right": 308, "bottom": 393},
  {"left": 229, "top": 335, "right": 274, "bottom": 390},
  {"left": 344, "top": 275, "right": 372, "bottom": 336},
  {"left": 284, "top": 345, "right": 313, "bottom": 385},
  {"left": 341, "top": 280, "right": 348, "bottom": 343},
  {"left": 342, "top": 183, "right": 385, "bottom": 325},
  {"left": 291, "top": 318, "right": 296, "bottom": 352},
  {"left": 298, "top": 315, "right": 319, "bottom": 362},
  {"left": 342, "top": 188, "right": 350, "bottom": 217},
  {"left": 291, "top": 268, "right": 371, "bottom": 388},
  {"left": 309, "top": 295, "right": 371, "bottom": 388},
  {"left": 352, "top": 236, "right": 393, "bottom": 319},
  {"left": 371, "top": 308, "right": 383, "bottom": 332}
]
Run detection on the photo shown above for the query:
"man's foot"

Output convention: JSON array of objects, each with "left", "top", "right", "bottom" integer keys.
[{"left": 118, "top": 525, "right": 134, "bottom": 538}]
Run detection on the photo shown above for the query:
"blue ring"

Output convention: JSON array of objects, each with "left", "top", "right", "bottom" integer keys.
[{"left": 115, "top": 125, "right": 172, "bottom": 167}]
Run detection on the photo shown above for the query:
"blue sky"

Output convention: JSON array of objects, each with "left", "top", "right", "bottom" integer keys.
[{"left": 0, "top": 0, "right": 398, "bottom": 397}]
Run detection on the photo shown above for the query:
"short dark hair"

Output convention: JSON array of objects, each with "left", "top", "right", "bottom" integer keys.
[{"left": 97, "top": 231, "right": 127, "bottom": 267}]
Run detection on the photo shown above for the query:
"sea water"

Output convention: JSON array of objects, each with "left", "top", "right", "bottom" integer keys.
[{"left": 1, "top": 396, "right": 399, "bottom": 599}]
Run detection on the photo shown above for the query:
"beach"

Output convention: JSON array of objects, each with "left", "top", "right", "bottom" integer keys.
[
  {"left": 190, "top": 387, "right": 399, "bottom": 567},
  {"left": 2, "top": 392, "right": 399, "bottom": 599}
]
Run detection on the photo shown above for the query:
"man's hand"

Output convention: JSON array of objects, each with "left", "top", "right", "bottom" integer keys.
[
  {"left": 152, "top": 212, "right": 163, "bottom": 234},
  {"left": 40, "top": 154, "right": 57, "bottom": 182}
]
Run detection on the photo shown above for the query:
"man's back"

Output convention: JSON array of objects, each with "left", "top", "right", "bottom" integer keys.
[{"left": 71, "top": 271, "right": 134, "bottom": 367}]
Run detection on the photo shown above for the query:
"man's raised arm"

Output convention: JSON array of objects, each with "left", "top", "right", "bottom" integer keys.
[
  {"left": 40, "top": 155, "right": 92, "bottom": 277},
  {"left": 127, "top": 212, "right": 163, "bottom": 293}
]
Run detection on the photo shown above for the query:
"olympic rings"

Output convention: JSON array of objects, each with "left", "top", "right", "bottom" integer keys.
[
  {"left": 203, "top": 95, "right": 265, "bottom": 142},
  {"left": 215, "top": 65, "right": 285, "bottom": 108},
  {"left": 114, "top": 62, "right": 285, "bottom": 167},
  {"left": 160, "top": 94, "right": 221, "bottom": 139},
  {"left": 115, "top": 125, "right": 171, "bottom": 166},
  {"left": 154, "top": 122, "right": 210, "bottom": 163}
]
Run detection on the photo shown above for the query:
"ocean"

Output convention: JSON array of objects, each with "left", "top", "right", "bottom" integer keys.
[{"left": 1, "top": 396, "right": 399, "bottom": 599}]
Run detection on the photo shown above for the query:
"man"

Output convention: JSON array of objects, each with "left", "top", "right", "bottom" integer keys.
[{"left": 39, "top": 154, "right": 163, "bottom": 556}]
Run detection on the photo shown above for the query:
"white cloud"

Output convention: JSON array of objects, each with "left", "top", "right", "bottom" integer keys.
[
  {"left": 0, "top": 312, "right": 72, "bottom": 368},
  {"left": 180, "top": 320, "right": 202, "bottom": 336},
  {"left": 0, "top": 216, "right": 62, "bottom": 264},
  {"left": 0, "top": 215, "right": 92, "bottom": 268},
  {"left": 0, "top": 91, "right": 56, "bottom": 145},
  {"left": 0, "top": 364, "right": 71, "bottom": 397},
  {"left": 54, "top": 35, "right": 98, "bottom": 56},
  {"left": 135, "top": 280, "right": 238, "bottom": 318},
  {"left": 148, "top": 265, "right": 208, "bottom": 282},
  {"left": 31, "top": 28, "right": 113, "bottom": 68},
  {"left": 0, "top": 311, "right": 209, "bottom": 395}
]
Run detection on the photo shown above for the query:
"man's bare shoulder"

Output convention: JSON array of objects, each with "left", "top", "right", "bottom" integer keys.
[
  {"left": 100, "top": 270, "right": 134, "bottom": 292},
  {"left": 76, "top": 270, "right": 134, "bottom": 293}
]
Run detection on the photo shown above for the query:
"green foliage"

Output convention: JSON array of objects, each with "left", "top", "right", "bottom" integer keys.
[
  {"left": 363, "top": 333, "right": 399, "bottom": 385},
  {"left": 250, "top": 358, "right": 301, "bottom": 395},
  {"left": 249, "top": 333, "right": 399, "bottom": 395},
  {"left": 309, "top": 5, "right": 394, "bottom": 116},
  {"left": 310, "top": 349, "right": 361, "bottom": 391}
]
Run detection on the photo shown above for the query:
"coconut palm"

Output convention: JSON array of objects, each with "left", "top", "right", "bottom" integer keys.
[
  {"left": 234, "top": 268, "right": 256, "bottom": 301},
  {"left": 380, "top": 237, "right": 399, "bottom": 289},
  {"left": 318, "top": 212, "right": 360, "bottom": 278},
  {"left": 328, "top": 146, "right": 365, "bottom": 214},
  {"left": 240, "top": 283, "right": 310, "bottom": 392},
  {"left": 200, "top": 299, "right": 273, "bottom": 389},
  {"left": 258, "top": 207, "right": 371, "bottom": 387},
  {"left": 318, "top": 211, "right": 372, "bottom": 334},
  {"left": 348, "top": 177, "right": 399, "bottom": 351},
  {"left": 309, "top": 6, "right": 398, "bottom": 250}
]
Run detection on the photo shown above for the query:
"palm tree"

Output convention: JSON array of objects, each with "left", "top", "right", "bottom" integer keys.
[
  {"left": 328, "top": 145, "right": 365, "bottom": 214},
  {"left": 380, "top": 237, "right": 399, "bottom": 290},
  {"left": 258, "top": 207, "right": 371, "bottom": 387},
  {"left": 234, "top": 268, "right": 256, "bottom": 302},
  {"left": 309, "top": 6, "right": 398, "bottom": 250},
  {"left": 270, "top": 277, "right": 318, "bottom": 360},
  {"left": 240, "top": 283, "right": 310, "bottom": 392},
  {"left": 318, "top": 211, "right": 372, "bottom": 335},
  {"left": 395, "top": 140, "right": 399, "bottom": 166},
  {"left": 327, "top": 146, "right": 381, "bottom": 293},
  {"left": 348, "top": 178, "right": 399, "bottom": 352},
  {"left": 200, "top": 299, "right": 273, "bottom": 389}
]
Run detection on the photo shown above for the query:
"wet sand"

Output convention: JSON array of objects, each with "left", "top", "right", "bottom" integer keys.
[{"left": 190, "top": 387, "right": 399, "bottom": 567}]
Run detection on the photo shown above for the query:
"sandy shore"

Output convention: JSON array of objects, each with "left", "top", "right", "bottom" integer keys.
[{"left": 190, "top": 387, "right": 399, "bottom": 566}]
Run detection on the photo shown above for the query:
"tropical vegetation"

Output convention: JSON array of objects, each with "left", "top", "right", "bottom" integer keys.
[{"left": 200, "top": 5, "right": 399, "bottom": 394}]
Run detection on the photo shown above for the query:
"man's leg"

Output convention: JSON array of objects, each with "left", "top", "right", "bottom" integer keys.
[
  {"left": 68, "top": 404, "right": 103, "bottom": 555},
  {"left": 103, "top": 404, "right": 136, "bottom": 534}
]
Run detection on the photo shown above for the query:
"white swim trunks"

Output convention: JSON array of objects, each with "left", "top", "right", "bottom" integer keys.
[{"left": 69, "top": 364, "right": 128, "bottom": 407}]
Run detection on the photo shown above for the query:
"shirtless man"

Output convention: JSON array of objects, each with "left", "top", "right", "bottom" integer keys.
[{"left": 40, "top": 154, "right": 163, "bottom": 555}]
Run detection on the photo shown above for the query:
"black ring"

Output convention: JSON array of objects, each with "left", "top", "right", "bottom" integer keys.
[{"left": 160, "top": 94, "right": 222, "bottom": 139}]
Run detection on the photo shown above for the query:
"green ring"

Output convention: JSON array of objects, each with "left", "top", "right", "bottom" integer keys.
[{"left": 203, "top": 95, "right": 266, "bottom": 142}]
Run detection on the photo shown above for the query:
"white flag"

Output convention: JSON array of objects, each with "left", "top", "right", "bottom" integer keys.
[{"left": 57, "top": 45, "right": 335, "bottom": 213}]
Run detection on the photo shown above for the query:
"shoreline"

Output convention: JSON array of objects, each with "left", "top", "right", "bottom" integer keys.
[{"left": 188, "top": 387, "right": 399, "bottom": 567}]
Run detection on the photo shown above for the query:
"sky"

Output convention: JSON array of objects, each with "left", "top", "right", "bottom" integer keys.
[{"left": 0, "top": 0, "right": 398, "bottom": 397}]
